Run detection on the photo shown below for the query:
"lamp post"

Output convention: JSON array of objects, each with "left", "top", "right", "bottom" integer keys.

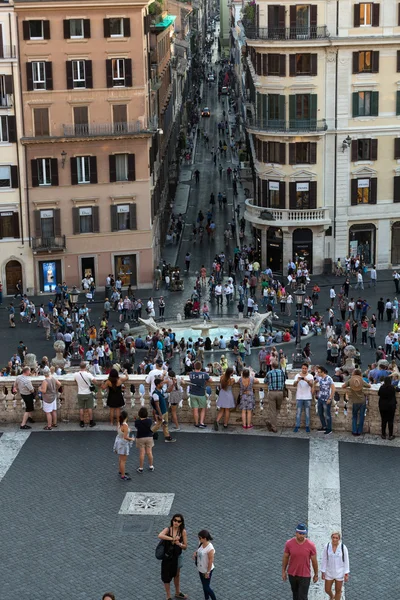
[
  {"left": 292, "top": 289, "right": 306, "bottom": 369},
  {"left": 69, "top": 286, "right": 81, "bottom": 366}
]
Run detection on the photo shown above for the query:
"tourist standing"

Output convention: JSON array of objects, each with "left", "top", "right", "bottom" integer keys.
[
  {"left": 214, "top": 367, "right": 236, "bottom": 430},
  {"left": 15, "top": 366, "right": 36, "bottom": 429},
  {"left": 321, "top": 532, "right": 350, "bottom": 600},
  {"left": 188, "top": 361, "right": 210, "bottom": 428},
  {"left": 265, "top": 361, "right": 286, "bottom": 433},
  {"left": 194, "top": 530, "right": 217, "bottom": 600},
  {"left": 378, "top": 376, "right": 397, "bottom": 440},
  {"left": 282, "top": 523, "right": 318, "bottom": 600},
  {"left": 342, "top": 369, "right": 371, "bottom": 436},
  {"left": 74, "top": 361, "right": 99, "bottom": 428},
  {"left": 293, "top": 364, "right": 314, "bottom": 433},
  {"left": 238, "top": 368, "right": 258, "bottom": 429},
  {"left": 113, "top": 410, "right": 134, "bottom": 480},
  {"left": 102, "top": 368, "right": 128, "bottom": 426},
  {"left": 315, "top": 366, "right": 335, "bottom": 435},
  {"left": 39, "top": 366, "right": 61, "bottom": 430},
  {"left": 158, "top": 515, "right": 188, "bottom": 600},
  {"left": 134, "top": 406, "right": 154, "bottom": 473},
  {"left": 151, "top": 378, "right": 176, "bottom": 442}
]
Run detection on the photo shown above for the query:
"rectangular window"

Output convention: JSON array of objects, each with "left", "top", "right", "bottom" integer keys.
[
  {"left": 29, "top": 20, "right": 44, "bottom": 39},
  {"left": 0, "top": 165, "right": 11, "bottom": 188},
  {"left": 117, "top": 204, "right": 130, "bottom": 230},
  {"left": 112, "top": 59, "right": 125, "bottom": 86},
  {"left": 360, "top": 3, "right": 372, "bottom": 26},
  {"left": 37, "top": 158, "right": 51, "bottom": 186},
  {"left": 268, "top": 182, "right": 281, "bottom": 208},
  {"left": 70, "top": 19, "right": 84, "bottom": 38},
  {"left": 115, "top": 154, "right": 128, "bottom": 181},
  {"left": 72, "top": 60, "right": 86, "bottom": 88},
  {"left": 296, "top": 143, "right": 310, "bottom": 163},
  {"left": 33, "top": 108, "right": 49, "bottom": 137},
  {"left": 268, "top": 54, "right": 281, "bottom": 75},
  {"left": 32, "top": 61, "right": 46, "bottom": 90},
  {"left": 73, "top": 106, "right": 89, "bottom": 135},
  {"left": 109, "top": 18, "right": 123, "bottom": 37},
  {"left": 296, "top": 94, "right": 310, "bottom": 119},
  {"left": 295, "top": 5, "right": 310, "bottom": 34},
  {"left": 268, "top": 95, "right": 281, "bottom": 120},
  {"left": 0, "top": 212, "right": 18, "bottom": 238},
  {"left": 79, "top": 207, "right": 93, "bottom": 233},
  {"left": 296, "top": 182, "right": 310, "bottom": 208},
  {"left": 40, "top": 209, "right": 54, "bottom": 237},
  {"left": 357, "top": 91, "right": 371, "bottom": 116},
  {"left": 359, "top": 51, "right": 372, "bottom": 72},
  {"left": 0, "top": 116, "right": 8, "bottom": 142},
  {"left": 267, "top": 142, "right": 281, "bottom": 163},
  {"left": 113, "top": 104, "right": 127, "bottom": 132},
  {"left": 296, "top": 53, "right": 311, "bottom": 74},
  {"left": 77, "top": 156, "right": 90, "bottom": 184},
  {"left": 357, "top": 179, "right": 370, "bottom": 203}
]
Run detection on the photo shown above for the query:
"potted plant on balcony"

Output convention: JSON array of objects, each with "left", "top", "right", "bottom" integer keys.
[{"left": 242, "top": 0, "right": 256, "bottom": 32}]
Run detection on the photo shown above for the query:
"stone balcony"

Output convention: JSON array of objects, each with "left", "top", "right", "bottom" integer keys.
[
  {"left": 0, "top": 375, "right": 391, "bottom": 436},
  {"left": 244, "top": 198, "right": 331, "bottom": 229}
]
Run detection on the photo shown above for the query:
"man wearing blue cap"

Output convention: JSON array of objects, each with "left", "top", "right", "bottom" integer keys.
[{"left": 282, "top": 523, "right": 318, "bottom": 600}]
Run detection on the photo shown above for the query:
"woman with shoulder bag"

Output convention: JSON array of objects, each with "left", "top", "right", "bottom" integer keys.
[
  {"left": 193, "top": 529, "right": 217, "bottom": 600},
  {"left": 321, "top": 531, "right": 350, "bottom": 600},
  {"left": 167, "top": 370, "right": 183, "bottom": 431},
  {"left": 158, "top": 514, "right": 188, "bottom": 600}
]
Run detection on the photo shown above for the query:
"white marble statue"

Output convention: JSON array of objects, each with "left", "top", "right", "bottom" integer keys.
[{"left": 138, "top": 316, "right": 159, "bottom": 333}]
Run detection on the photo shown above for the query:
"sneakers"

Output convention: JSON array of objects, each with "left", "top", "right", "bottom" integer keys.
[
  {"left": 149, "top": 465, "right": 155, "bottom": 472},
  {"left": 89, "top": 420, "right": 96, "bottom": 428},
  {"left": 173, "top": 427, "right": 181, "bottom": 431},
  {"left": 165, "top": 437, "right": 176, "bottom": 443},
  {"left": 293, "top": 427, "right": 299, "bottom": 433},
  {"left": 120, "top": 475, "right": 131, "bottom": 481},
  {"left": 324, "top": 430, "right": 332, "bottom": 435},
  {"left": 213, "top": 421, "right": 219, "bottom": 431},
  {"left": 137, "top": 468, "right": 143, "bottom": 474},
  {"left": 79, "top": 421, "right": 85, "bottom": 428},
  {"left": 20, "top": 425, "right": 31, "bottom": 430},
  {"left": 199, "top": 423, "right": 207, "bottom": 429},
  {"left": 317, "top": 427, "right": 326, "bottom": 432},
  {"left": 194, "top": 424, "right": 200, "bottom": 428},
  {"left": 306, "top": 427, "right": 310, "bottom": 433}
]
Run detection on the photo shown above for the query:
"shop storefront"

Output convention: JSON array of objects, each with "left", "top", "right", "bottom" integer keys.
[
  {"left": 114, "top": 254, "right": 137, "bottom": 287},
  {"left": 293, "top": 228, "right": 313, "bottom": 272},
  {"left": 38, "top": 259, "right": 62, "bottom": 292},
  {"left": 267, "top": 227, "right": 283, "bottom": 273},
  {"left": 349, "top": 223, "right": 375, "bottom": 265}
]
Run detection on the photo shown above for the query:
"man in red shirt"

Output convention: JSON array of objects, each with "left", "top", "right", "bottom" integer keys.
[{"left": 282, "top": 523, "right": 318, "bottom": 600}]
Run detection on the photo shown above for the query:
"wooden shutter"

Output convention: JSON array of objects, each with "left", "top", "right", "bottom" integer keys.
[
  {"left": 370, "top": 139, "right": 378, "bottom": 161},
  {"left": 279, "top": 143, "right": 285, "bottom": 165},
  {"left": 310, "top": 54, "right": 317, "bottom": 76},
  {"left": 371, "top": 51, "right": 379, "bottom": 73},
  {"left": 289, "top": 6, "right": 296, "bottom": 30},
  {"left": 352, "top": 52, "right": 359, "bottom": 74},
  {"left": 394, "top": 177, "right": 400, "bottom": 202},
  {"left": 8, "top": 116, "right": 16, "bottom": 143},
  {"left": 12, "top": 212, "right": 20, "bottom": 238},
  {"left": 372, "top": 3, "right": 380, "bottom": 26},
  {"left": 5, "top": 75, "right": 13, "bottom": 94},
  {"left": 310, "top": 5, "right": 317, "bottom": 26},
  {"left": 45, "top": 62, "right": 53, "bottom": 90},
  {"left": 351, "top": 179, "right": 358, "bottom": 205},
  {"left": 85, "top": 61, "right": 93, "bottom": 88},
  {"left": 125, "top": 59, "right": 132, "bottom": 86},
  {"left": 43, "top": 20, "right": 50, "bottom": 39},
  {"left": 72, "top": 207, "right": 80, "bottom": 233},
  {"left": 51, "top": 158, "right": 59, "bottom": 186},
  {"left": 289, "top": 143, "right": 296, "bottom": 164},
  {"left": 351, "top": 140, "right": 358, "bottom": 162},
  {"left": 263, "top": 141, "right": 268, "bottom": 162},
  {"left": 262, "top": 54, "right": 268, "bottom": 76},
  {"left": 34, "top": 210, "right": 41, "bottom": 237},
  {"left": 397, "top": 91, "right": 400, "bottom": 116},
  {"left": 256, "top": 53, "right": 261, "bottom": 75},
  {"left": 310, "top": 94, "right": 317, "bottom": 120},
  {"left": 109, "top": 155, "right": 116, "bottom": 182},
  {"left": 66, "top": 61, "right": 73, "bottom": 89},
  {"left": 279, "top": 55, "right": 286, "bottom": 76},
  {"left": 1, "top": 116, "right": 7, "bottom": 142},
  {"left": 26, "top": 62, "right": 33, "bottom": 91},
  {"left": 354, "top": 4, "right": 360, "bottom": 27},
  {"left": 63, "top": 20, "right": 70, "bottom": 39},
  {"left": 106, "top": 59, "right": 112, "bottom": 87},
  {"left": 289, "top": 95, "right": 295, "bottom": 121},
  {"left": 84, "top": 20, "right": 91, "bottom": 38},
  {"left": 31, "top": 159, "right": 39, "bottom": 187},
  {"left": 23, "top": 21, "right": 30, "bottom": 40},
  {"left": 70, "top": 157, "right": 78, "bottom": 185},
  {"left": 128, "top": 154, "right": 136, "bottom": 181},
  {"left": 289, "top": 182, "right": 296, "bottom": 209},
  {"left": 397, "top": 51, "right": 400, "bottom": 73},
  {"left": 10, "top": 165, "right": 18, "bottom": 188},
  {"left": 103, "top": 18, "right": 110, "bottom": 38},
  {"left": 110, "top": 206, "right": 118, "bottom": 231},
  {"left": 92, "top": 206, "right": 100, "bottom": 233},
  {"left": 310, "top": 142, "right": 317, "bottom": 164},
  {"left": 262, "top": 180, "right": 268, "bottom": 207},
  {"left": 289, "top": 55, "right": 296, "bottom": 76},
  {"left": 279, "top": 181, "right": 285, "bottom": 208},
  {"left": 352, "top": 92, "right": 359, "bottom": 117},
  {"left": 370, "top": 178, "right": 377, "bottom": 203},
  {"left": 123, "top": 18, "right": 131, "bottom": 37},
  {"left": 278, "top": 5, "right": 285, "bottom": 28},
  {"left": 129, "top": 204, "right": 137, "bottom": 230},
  {"left": 309, "top": 181, "right": 317, "bottom": 209},
  {"left": 89, "top": 156, "right": 98, "bottom": 184},
  {"left": 279, "top": 95, "right": 285, "bottom": 122},
  {"left": 54, "top": 209, "right": 61, "bottom": 236},
  {"left": 371, "top": 91, "right": 379, "bottom": 116},
  {"left": 395, "top": 138, "right": 400, "bottom": 159}
]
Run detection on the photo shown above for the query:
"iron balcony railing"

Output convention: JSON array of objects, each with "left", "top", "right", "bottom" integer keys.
[
  {"left": 245, "top": 26, "right": 329, "bottom": 41},
  {"left": 246, "top": 118, "right": 328, "bottom": 133},
  {"left": 0, "top": 45, "right": 17, "bottom": 59},
  {"left": 63, "top": 121, "right": 144, "bottom": 137},
  {"left": 32, "top": 236, "right": 66, "bottom": 252}
]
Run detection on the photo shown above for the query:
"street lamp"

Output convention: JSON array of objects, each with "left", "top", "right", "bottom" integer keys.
[
  {"left": 292, "top": 289, "right": 306, "bottom": 369},
  {"left": 69, "top": 286, "right": 81, "bottom": 366}
]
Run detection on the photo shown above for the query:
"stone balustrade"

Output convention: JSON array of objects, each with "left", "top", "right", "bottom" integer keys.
[{"left": 0, "top": 376, "right": 390, "bottom": 436}]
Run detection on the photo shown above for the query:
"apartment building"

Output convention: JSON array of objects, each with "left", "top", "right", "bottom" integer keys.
[
  {"left": 0, "top": 0, "right": 32, "bottom": 295},
  {"left": 236, "top": 0, "right": 400, "bottom": 273},
  {"left": 14, "top": 0, "right": 156, "bottom": 292}
]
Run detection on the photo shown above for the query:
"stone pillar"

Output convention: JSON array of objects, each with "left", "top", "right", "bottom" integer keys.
[
  {"left": 261, "top": 228, "right": 267, "bottom": 269},
  {"left": 313, "top": 227, "right": 326, "bottom": 274},
  {"left": 282, "top": 227, "right": 292, "bottom": 269}
]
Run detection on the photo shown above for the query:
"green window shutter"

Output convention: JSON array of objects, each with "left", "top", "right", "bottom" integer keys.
[
  {"left": 352, "top": 93, "right": 359, "bottom": 118},
  {"left": 279, "top": 95, "right": 285, "bottom": 122},
  {"left": 310, "top": 94, "right": 317, "bottom": 120},
  {"left": 289, "top": 95, "right": 295, "bottom": 122},
  {"left": 371, "top": 91, "right": 379, "bottom": 117},
  {"left": 396, "top": 91, "right": 400, "bottom": 116}
]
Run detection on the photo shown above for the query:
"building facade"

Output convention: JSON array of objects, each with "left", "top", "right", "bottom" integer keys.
[
  {"left": 15, "top": 0, "right": 157, "bottom": 293},
  {"left": 236, "top": 0, "right": 400, "bottom": 273},
  {"left": 0, "top": 0, "right": 33, "bottom": 295}
]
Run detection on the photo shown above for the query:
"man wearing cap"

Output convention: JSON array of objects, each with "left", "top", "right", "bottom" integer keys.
[
  {"left": 342, "top": 368, "right": 371, "bottom": 436},
  {"left": 282, "top": 523, "right": 318, "bottom": 600}
]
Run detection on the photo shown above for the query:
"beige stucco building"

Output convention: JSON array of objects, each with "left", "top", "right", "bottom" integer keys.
[
  {"left": 0, "top": 0, "right": 33, "bottom": 295},
  {"left": 14, "top": 0, "right": 158, "bottom": 292},
  {"left": 237, "top": 0, "right": 400, "bottom": 273}
]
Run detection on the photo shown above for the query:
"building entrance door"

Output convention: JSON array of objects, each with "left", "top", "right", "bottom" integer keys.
[{"left": 5, "top": 260, "right": 22, "bottom": 295}]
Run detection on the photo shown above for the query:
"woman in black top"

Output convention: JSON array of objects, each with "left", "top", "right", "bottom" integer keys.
[
  {"left": 134, "top": 407, "right": 154, "bottom": 473},
  {"left": 158, "top": 514, "right": 188, "bottom": 600},
  {"left": 378, "top": 376, "right": 397, "bottom": 440}
]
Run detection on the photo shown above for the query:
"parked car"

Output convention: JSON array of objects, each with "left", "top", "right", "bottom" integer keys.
[{"left": 201, "top": 107, "right": 211, "bottom": 117}]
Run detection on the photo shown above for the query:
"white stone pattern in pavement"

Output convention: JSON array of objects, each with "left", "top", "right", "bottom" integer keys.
[
  {"left": 308, "top": 439, "right": 345, "bottom": 600},
  {"left": 0, "top": 431, "right": 31, "bottom": 482},
  {"left": 119, "top": 492, "right": 175, "bottom": 516}
]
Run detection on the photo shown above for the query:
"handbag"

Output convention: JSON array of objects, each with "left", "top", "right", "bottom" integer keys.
[{"left": 155, "top": 527, "right": 176, "bottom": 560}]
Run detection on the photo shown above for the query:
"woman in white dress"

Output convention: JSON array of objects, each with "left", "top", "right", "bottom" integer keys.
[{"left": 321, "top": 531, "right": 350, "bottom": 600}]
